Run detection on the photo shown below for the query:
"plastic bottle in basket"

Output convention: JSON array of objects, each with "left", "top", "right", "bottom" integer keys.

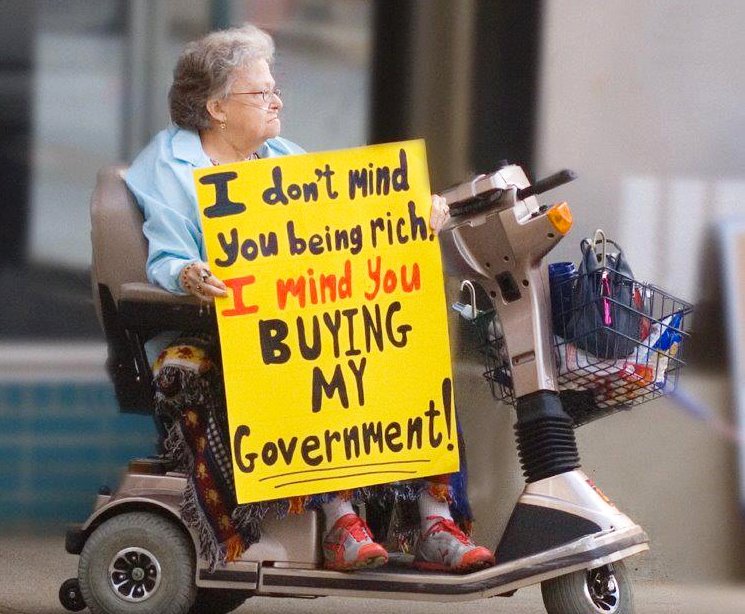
[{"left": 548, "top": 262, "right": 577, "bottom": 337}]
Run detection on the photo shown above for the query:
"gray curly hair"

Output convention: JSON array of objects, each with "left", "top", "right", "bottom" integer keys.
[{"left": 169, "top": 24, "right": 275, "bottom": 131}]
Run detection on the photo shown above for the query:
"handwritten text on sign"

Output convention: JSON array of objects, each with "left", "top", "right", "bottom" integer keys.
[{"left": 194, "top": 141, "right": 457, "bottom": 504}]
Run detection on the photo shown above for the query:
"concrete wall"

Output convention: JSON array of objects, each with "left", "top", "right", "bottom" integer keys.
[
  {"left": 457, "top": 353, "right": 743, "bottom": 583},
  {"left": 536, "top": 0, "right": 745, "bottom": 299},
  {"left": 460, "top": 0, "right": 745, "bottom": 583}
]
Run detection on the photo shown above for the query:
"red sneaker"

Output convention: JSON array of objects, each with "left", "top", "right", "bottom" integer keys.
[
  {"left": 322, "top": 513, "right": 389, "bottom": 571},
  {"left": 414, "top": 516, "right": 495, "bottom": 572}
]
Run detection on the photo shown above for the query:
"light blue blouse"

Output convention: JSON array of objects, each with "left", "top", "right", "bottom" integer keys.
[{"left": 125, "top": 125, "right": 305, "bottom": 294}]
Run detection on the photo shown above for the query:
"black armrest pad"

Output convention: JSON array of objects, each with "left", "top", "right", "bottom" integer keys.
[
  {"left": 120, "top": 282, "right": 201, "bottom": 305},
  {"left": 118, "top": 282, "right": 217, "bottom": 334},
  {"left": 118, "top": 299, "right": 217, "bottom": 334}
]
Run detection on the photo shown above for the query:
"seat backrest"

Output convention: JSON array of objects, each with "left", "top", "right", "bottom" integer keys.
[
  {"left": 89, "top": 165, "right": 208, "bottom": 418},
  {"left": 90, "top": 165, "right": 148, "bottom": 318},
  {"left": 89, "top": 165, "right": 156, "bottom": 415}
]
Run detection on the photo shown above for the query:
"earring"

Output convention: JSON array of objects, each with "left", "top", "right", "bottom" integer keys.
[{"left": 220, "top": 121, "right": 226, "bottom": 131}]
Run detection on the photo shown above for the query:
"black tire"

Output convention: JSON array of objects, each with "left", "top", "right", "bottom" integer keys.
[
  {"left": 188, "top": 588, "right": 250, "bottom": 613},
  {"left": 541, "top": 561, "right": 635, "bottom": 614},
  {"left": 79, "top": 511, "right": 197, "bottom": 614}
]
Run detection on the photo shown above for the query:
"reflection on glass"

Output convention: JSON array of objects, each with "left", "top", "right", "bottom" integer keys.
[
  {"left": 235, "top": 0, "right": 371, "bottom": 152},
  {"left": 20, "top": 0, "right": 371, "bottom": 339}
]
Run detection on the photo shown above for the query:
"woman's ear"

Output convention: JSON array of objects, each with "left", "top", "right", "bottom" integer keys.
[{"left": 206, "top": 98, "right": 226, "bottom": 124}]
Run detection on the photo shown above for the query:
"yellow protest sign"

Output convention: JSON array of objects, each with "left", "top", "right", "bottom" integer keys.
[{"left": 194, "top": 140, "right": 458, "bottom": 504}]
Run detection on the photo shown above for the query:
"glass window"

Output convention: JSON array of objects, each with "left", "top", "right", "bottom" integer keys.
[
  {"left": 1, "top": 0, "right": 372, "bottom": 340},
  {"left": 232, "top": 0, "right": 372, "bottom": 152},
  {"left": 30, "top": 0, "right": 127, "bottom": 270}
]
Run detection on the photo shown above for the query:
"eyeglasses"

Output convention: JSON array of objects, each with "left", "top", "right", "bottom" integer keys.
[{"left": 230, "top": 87, "right": 282, "bottom": 103}]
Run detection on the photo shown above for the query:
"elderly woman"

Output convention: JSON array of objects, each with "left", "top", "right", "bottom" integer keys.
[{"left": 125, "top": 24, "right": 493, "bottom": 573}]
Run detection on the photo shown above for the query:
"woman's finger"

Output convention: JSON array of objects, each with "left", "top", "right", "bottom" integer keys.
[
  {"left": 204, "top": 279, "right": 228, "bottom": 297},
  {"left": 429, "top": 194, "right": 449, "bottom": 235},
  {"left": 201, "top": 270, "right": 228, "bottom": 296},
  {"left": 180, "top": 261, "right": 228, "bottom": 298},
  {"left": 193, "top": 283, "right": 220, "bottom": 301},
  {"left": 205, "top": 272, "right": 227, "bottom": 291}
]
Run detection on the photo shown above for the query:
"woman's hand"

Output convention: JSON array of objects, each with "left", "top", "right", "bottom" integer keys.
[
  {"left": 429, "top": 194, "right": 450, "bottom": 236},
  {"left": 179, "top": 261, "right": 228, "bottom": 300}
]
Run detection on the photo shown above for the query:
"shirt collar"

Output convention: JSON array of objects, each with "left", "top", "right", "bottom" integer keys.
[
  {"left": 171, "top": 126, "right": 212, "bottom": 167},
  {"left": 256, "top": 140, "right": 272, "bottom": 158},
  {"left": 171, "top": 125, "right": 275, "bottom": 165}
]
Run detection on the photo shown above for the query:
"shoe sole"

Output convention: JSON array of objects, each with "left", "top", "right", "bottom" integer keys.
[{"left": 324, "top": 554, "right": 388, "bottom": 571}]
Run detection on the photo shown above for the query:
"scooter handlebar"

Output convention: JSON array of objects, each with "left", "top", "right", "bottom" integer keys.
[
  {"left": 516, "top": 169, "right": 577, "bottom": 201},
  {"left": 441, "top": 167, "right": 577, "bottom": 225},
  {"left": 448, "top": 188, "right": 505, "bottom": 219}
]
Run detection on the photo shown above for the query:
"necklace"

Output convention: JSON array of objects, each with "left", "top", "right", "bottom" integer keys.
[
  {"left": 219, "top": 128, "right": 260, "bottom": 163},
  {"left": 210, "top": 151, "right": 258, "bottom": 166}
]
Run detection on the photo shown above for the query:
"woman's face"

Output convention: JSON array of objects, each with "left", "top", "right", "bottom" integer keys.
[{"left": 221, "top": 59, "right": 282, "bottom": 148}]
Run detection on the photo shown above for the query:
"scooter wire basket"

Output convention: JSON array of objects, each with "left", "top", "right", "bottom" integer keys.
[
  {"left": 474, "top": 310, "right": 515, "bottom": 406},
  {"left": 459, "top": 272, "right": 692, "bottom": 427},
  {"left": 552, "top": 268, "right": 692, "bottom": 425},
  {"left": 453, "top": 281, "right": 515, "bottom": 406}
]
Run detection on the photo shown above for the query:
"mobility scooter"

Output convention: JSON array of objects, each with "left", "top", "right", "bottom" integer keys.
[{"left": 59, "top": 163, "right": 690, "bottom": 613}]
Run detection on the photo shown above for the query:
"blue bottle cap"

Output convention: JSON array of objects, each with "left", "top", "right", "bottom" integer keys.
[{"left": 549, "top": 262, "right": 576, "bottom": 277}]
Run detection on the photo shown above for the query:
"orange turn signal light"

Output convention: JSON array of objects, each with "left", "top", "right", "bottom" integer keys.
[{"left": 547, "top": 202, "right": 573, "bottom": 235}]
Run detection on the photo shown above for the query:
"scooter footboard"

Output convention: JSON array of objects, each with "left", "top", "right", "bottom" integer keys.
[{"left": 255, "top": 524, "right": 648, "bottom": 602}]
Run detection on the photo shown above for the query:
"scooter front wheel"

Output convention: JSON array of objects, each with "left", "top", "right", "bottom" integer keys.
[{"left": 541, "top": 561, "right": 635, "bottom": 614}]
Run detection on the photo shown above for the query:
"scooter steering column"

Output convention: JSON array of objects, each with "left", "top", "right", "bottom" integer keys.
[{"left": 440, "top": 165, "right": 578, "bottom": 483}]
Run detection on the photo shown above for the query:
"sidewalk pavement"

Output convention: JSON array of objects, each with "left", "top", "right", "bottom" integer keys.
[{"left": 1, "top": 534, "right": 743, "bottom": 613}]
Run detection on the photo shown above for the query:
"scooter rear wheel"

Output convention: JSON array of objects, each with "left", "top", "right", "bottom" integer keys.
[
  {"left": 78, "top": 511, "right": 197, "bottom": 614},
  {"left": 541, "top": 561, "right": 634, "bottom": 614}
]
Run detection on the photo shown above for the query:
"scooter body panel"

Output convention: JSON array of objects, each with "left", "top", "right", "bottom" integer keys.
[
  {"left": 441, "top": 165, "right": 565, "bottom": 398},
  {"left": 75, "top": 470, "right": 321, "bottom": 591},
  {"left": 495, "top": 469, "right": 645, "bottom": 564},
  {"left": 73, "top": 467, "right": 647, "bottom": 600},
  {"left": 520, "top": 469, "right": 639, "bottom": 532}
]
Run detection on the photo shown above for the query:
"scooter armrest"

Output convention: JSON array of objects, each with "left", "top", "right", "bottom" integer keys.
[
  {"left": 119, "top": 282, "right": 201, "bottom": 305},
  {"left": 118, "top": 283, "right": 216, "bottom": 333}
]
